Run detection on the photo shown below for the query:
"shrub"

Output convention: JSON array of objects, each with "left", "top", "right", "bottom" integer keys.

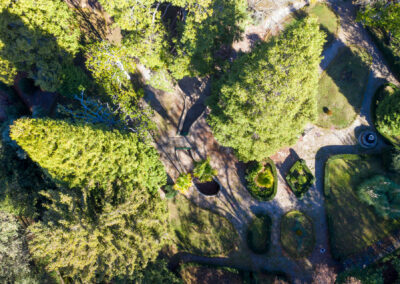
[
  {"left": 285, "top": 159, "right": 314, "bottom": 199},
  {"left": 245, "top": 158, "right": 278, "bottom": 201},
  {"left": 246, "top": 213, "right": 272, "bottom": 254},
  {"left": 193, "top": 158, "right": 218, "bottom": 183},
  {"left": 392, "top": 148, "right": 400, "bottom": 172},
  {"left": 376, "top": 87, "right": 400, "bottom": 137},
  {"left": 174, "top": 173, "right": 193, "bottom": 193},
  {"left": 357, "top": 175, "right": 400, "bottom": 219},
  {"left": 163, "top": 185, "right": 178, "bottom": 199}
]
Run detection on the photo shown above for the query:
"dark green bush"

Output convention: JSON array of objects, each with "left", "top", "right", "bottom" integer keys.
[
  {"left": 285, "top": 159, "right": 315, "bottom": 199},
  {"left": 245, "top": 158, "right": 277, "bottom": 201},
  {"left": 193, "top": 158, "right": 218, "bottom": 183},
  {"left": 246, "top": 213, "right": 272, "bottom": 254}
]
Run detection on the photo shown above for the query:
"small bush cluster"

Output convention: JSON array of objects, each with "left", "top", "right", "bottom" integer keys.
[
  {"left": 285, "top": 159, "right": 315, "bottom": 199},
  {"left": 245, "top": 158, "right": 277, "bottom": 201},
  {"left": 376, "top": 86, "right": 400, "bottom": 137},
  {"left": 193, "top": 158, "right": 218, "bottom": 183},
  {"left": 174, "top": 173, "right": 193, "bottom": 193}
]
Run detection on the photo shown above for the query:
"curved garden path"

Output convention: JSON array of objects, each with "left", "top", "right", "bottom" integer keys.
[{"left": 146, "top": 0, "right": 400, "bottom": 283}]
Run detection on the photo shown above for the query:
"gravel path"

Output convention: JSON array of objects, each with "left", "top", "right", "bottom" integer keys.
[{"left": 148, "top": 0, "right": 400, "bottom": 283}]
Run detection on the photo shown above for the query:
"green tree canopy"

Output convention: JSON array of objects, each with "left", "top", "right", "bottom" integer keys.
[
  {"left": 9, "top": 118, "right": 166, "bottom": 194},
  {"left": 0, "top": 212, "right": 37, "bottom": 283},
  {"left": 207, "top": 18, "right": 325, "bottom": 161},
  {"left": 0, "top": 0, "right": 81, "bottom": 90},
  {"left": 29, "top": 181, "right": 170, "bottom": 282},
  {"left": 376, "top": 87, "right": 400, "bottom": 137}
]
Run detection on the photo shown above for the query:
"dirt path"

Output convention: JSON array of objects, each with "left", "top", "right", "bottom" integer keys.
[{"left": 147, "top": 1, "right": 400, "bottom": 283}]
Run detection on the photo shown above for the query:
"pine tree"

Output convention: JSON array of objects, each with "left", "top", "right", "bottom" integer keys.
[
  {"left": 207, "top": 18, "right": 325, "bottom": 161},
  {"left": 9, "top": 118, "right": 166, "bottom": 194}
]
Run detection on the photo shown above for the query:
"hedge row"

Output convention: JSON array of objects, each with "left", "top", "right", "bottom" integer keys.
[{"left": 245, "top": 158, "right": 278, "bottom": 201}]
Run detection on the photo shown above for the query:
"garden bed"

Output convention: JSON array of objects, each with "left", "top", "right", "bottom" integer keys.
[
  {"left": 245, "top": 158, "right": 277, "bottom": 201},
  {"left": 285, "top": 159, "right": 315, "bottom": 199},
  {"left": 280, "top": 210, "right": 315, "bottom": 258},
  {"left": 324, "top": 154, "right": 400, "bottom": 260},
  {"left": 194, "top": 178, "right": 220, "bottom": 196},
  {"left": 246, "top": 213, "right": 272, "bottom": 254},
  {"left": 317, "top": 45, "right": 371, "bottom": 129}
]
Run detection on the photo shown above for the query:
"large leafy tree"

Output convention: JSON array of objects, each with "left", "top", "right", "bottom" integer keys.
[
  {"left": 98, "top": 0, "right": 247, "bottom": 79},
  {"left": 0, "top": 212, "right": 37, "bottom": 283},
  {"left": 0, "top": 0, "right": 81, "bottom": 90},
  {"left": 29, "top": 186, "right": 170, "bottom": 282},
  {"left": 207, "top": 18, "right": 325, "bottom": 161},
  {"left": 9, "top": 118, "right": 166, "bottom": 194}
]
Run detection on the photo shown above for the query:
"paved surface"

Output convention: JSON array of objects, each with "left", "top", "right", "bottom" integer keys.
[{"left": 146, "top": 0, "right": 400, "bottom": 283}]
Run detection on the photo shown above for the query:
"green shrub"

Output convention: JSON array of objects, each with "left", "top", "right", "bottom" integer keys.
[
  {"left": 246, "top": 213, "right": 272, "bottom": 254},
  {"left": 392, "top": 149, "right": 400, "bottom": 172},
  {"left": 285, "top": 159, "right": 314, "bottom": 199},
  {"left": 376, "top": 87, "right": 400, "bottom": 137},
  {"left": 163, "top": 185, "right": 178, "bottom": 199},
  {"left": 174, "top": 173, "right": 193, "bottom": 193},
  {"left": 193, "top": 158, "right": 218, "bottom": 183},
  {"left": 357, "top": 175, "right": 400, "bottom": 219},
  {"left": 245, "top": 159, "right": 278, "bottom": 201}
]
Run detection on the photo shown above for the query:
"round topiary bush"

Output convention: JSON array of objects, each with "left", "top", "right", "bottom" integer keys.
[
  {"left": 246, "top": 213, "right": 272, "bottom": 254},
  {"left": 245, "top": 158, "right": 278, "bottom": 201},
  {"left": 280, "top": 211, "right": 315, "bottom": 258}
]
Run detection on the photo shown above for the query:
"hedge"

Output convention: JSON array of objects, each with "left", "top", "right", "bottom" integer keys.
[
  {"left": 285, "top": 159, "right": 315, "bottom": 199},
  {"left": 245, "top": 158, "right": 278, "bottom": 201}
]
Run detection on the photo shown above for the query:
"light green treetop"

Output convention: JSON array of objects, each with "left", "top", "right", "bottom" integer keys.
[{"left": 207, "top": 17, "right": 325, "bottom": 161}]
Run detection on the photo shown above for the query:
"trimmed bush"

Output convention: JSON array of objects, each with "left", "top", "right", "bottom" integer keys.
[
  {"left": 246, "top": 213, "right": 272, "bottom": 254},
  {"left": 245, "top": 158, "right": 278, "bottom": 201},
  {"left": 174, "top": 173, "right": 193, "bottom": 193},
  {"left": 285, "top": 159, "right": 315, "bottom": 199},
  {"left": 280, "top": 211, "right": 315, "bottom": 258}
]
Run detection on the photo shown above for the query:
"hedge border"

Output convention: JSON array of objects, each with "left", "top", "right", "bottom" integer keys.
[
  {"left": 245, "top": 158, "right": 278, "bottom": 201},
  {"left": 370, "top": 82, "right": 400, "bottom": 148},
  {"left": 285, "top": 159, "right": 315, "bottom": 199},
  {"left": 279, "top": 210, "right": 315, "bottom": 258},
  {"left": 246, "top": 213, "right": 272, "bottom": 255}
]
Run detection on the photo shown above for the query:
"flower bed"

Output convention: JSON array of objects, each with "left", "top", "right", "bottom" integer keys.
[
  {"left": 245, "top": 158, "right": 277, "bottom": 201},
  {"left": 285, "top": 159, "right": 315, "bottom": 199}
]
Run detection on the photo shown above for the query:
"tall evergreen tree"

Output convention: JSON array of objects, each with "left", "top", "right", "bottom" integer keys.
[
  {"left": 9, "top": 118, "right": 166, "bottom": 194},
  {"left": 207, "top": 18, "right": 325, "bottom": 161}
]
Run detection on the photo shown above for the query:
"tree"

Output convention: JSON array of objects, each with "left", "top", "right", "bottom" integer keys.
[
  {"left": 0, "top": 0, "right": 81, "bottom": 91},
  {"left": 376, "top": 87, "right": 400, "bottom": 137},
  {"left": 357, "top": 175, "right": 400, "bottom": 219},
  {"left": 29, "top": 183, "right": 170, "bottom": 282},
  {"left": 207, "top": 18, "right": 325, "bottom": 161},
  {"left": 9, "top": 118, "right": 166, "bottom": 194},
  {"left": 0, "top": 212, "right": 37, "bottom": 283}
]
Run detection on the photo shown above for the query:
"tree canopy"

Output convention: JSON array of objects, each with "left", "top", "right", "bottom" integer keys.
[
  {"left": 376, "top": 87, "right": 400, "bottom": 137},
  {"left": 207, "top": 18, "right": 325, "bottom": 161},
  {"left": 9, "top": 118, "right": 166, "bottom": 194},
  {"left": 0, "top": 0, "right": 81, "bottom": 91}
]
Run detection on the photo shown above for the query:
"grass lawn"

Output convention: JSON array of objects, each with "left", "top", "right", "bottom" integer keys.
[
  {"left": 304, "top": 3, "right": 339, "bottom": 45},
  {"left": 168, "top": 194, "right": 239, "bottom": 257},
  {"left": 280, "top": 210, "right": 314, "bottom": 258},
  {"left": 324, "top": 154, "right": 400, "bottom": 260},
  {"left": 317, "top": 45, "right": 371, "bottom": 129}
]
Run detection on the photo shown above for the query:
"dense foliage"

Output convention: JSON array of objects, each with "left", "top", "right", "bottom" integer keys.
[
  {"left": 99, "top": 0, "right": 248, "bottom": 79},
  {"left": 29, "top": 183, "right": 170, "bottom": 282},
  {"left": 207, "top": 18, "right": 325, "bottom": 161},
  {"left": 0, "top": 0, "right": 81, "bottom": 91},
  {"left": 0, "top": 212, "right": 37, "bottom": 283},
  {"left": 357, "top": 175, "right": 400, "bottom": 219},
  {"left": 9, "top": 118, "right": 166, "bottom": 194},
  {"left": 193, "top": 158, "right": 218, "bottom": 183},
  {"left": 174, "top": 173, "right": 193, "bottom": 193},
  {"left": 376, "top": 86, "right": 400, "bottom": 137},
  {"left": 245, "top": 159, "right": 277, "bottom": 201},
  {"left": 285, "top": 160, "right": 315, "bottom": 199}
]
